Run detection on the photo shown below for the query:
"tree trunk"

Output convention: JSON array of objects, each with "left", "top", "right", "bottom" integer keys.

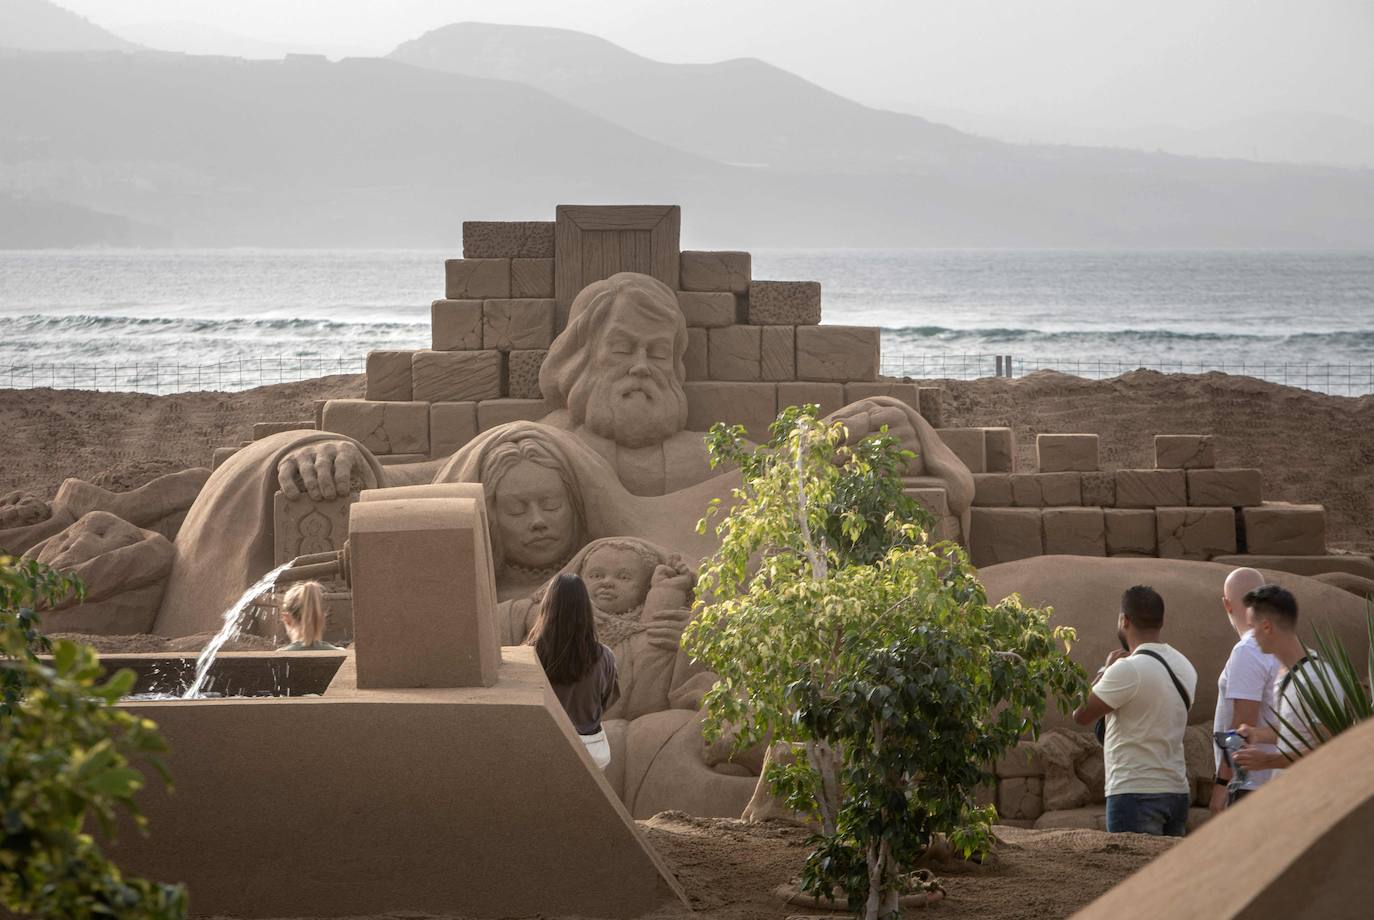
[
  {"left": 864, "top": 842, "right": 883, "bottom": 920},
  {"left": 805, "top": 738, "right": 841, "bottom": 837}
]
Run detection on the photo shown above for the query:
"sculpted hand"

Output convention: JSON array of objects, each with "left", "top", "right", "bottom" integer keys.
[
  {"left": 828, "top": 400, "right": 922, "bottom": 472},
  {"left": 0, "top": 491, "right": 52, "bottom": 529},
  {"left": 277, "top": 440, "right": 374, "bottom": 501},
  {"left": 645, "top": 554, "right": 696, "bottom": 614},
  {"left": 645, "top": 623, "right": 686, "bottom": 652}
]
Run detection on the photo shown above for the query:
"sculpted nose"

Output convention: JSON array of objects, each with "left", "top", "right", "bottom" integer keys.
[{"left": 528, "top": 508, "right": 548, "bottom": 530}]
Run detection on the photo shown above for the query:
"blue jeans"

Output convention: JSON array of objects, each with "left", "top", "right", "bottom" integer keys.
[{"left": 1105, "top": 793, "right": 1190, "bottom": 836}]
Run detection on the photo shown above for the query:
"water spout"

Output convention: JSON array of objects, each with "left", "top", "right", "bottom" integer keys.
[{"left": 181, "top": 561, "right": 295, "bottom": 699}]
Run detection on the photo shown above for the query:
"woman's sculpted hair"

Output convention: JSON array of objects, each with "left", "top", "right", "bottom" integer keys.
[
  {"left": 479, "top": 432, "right": 588, "bottom": 569},
  {"left": 281, "top": 580, "right": 327, "bottom": 645},
  {"left": 527, "top": 572, "right": 601, "bottom": 685}
]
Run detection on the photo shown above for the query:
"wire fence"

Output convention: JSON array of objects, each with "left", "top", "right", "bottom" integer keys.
[
  {"left": 0, "top": 354, "right": 1371, "bottom": 397},
  {"left": 0, "top": 357, "right": 367, "bottom": 395}
]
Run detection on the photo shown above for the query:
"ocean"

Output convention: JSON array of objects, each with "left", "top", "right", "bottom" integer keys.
[{"left": 2, "top": 249, "right": 1372, "bottom": 393}]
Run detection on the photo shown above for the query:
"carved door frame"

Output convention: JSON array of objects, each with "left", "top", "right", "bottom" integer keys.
[{"left": 554, "top": 205, "right": 681, "bottom": 326}]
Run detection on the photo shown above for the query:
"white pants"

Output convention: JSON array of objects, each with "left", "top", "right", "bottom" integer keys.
[{"left": 580, "top": 728, "right": 611, "bottom": 771}]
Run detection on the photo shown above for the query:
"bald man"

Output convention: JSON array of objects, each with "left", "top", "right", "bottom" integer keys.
[{"left": 1210, "top": 567, "right": 1281, "bottom": 813}]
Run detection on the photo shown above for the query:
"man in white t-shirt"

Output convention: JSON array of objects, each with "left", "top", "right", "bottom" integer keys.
[
  {"left": 1234, "top": 584, "right": 1347, "bottom": 773},
  {"left": 1210, "top": 568, "right": 1281, "bottom": 813},
  {"left": 1073, "top": 585, "right": 1198, "bottom": 836}
]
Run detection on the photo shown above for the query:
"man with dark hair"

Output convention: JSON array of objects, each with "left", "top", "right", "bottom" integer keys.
[
  {"left": 1073, "top": 585, "right": 1197, "bottom": 835},
  {"left": 1233, "top": 584, "right": 1346, "bottom": 772}
]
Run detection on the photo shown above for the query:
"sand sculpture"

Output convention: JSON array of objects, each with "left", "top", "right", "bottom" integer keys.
[
  {"left": 113, "top": 495, "right": 688, "bottom": 918},
  {"left": 20, "top": 511, "right": 174, "bottom": 634}
]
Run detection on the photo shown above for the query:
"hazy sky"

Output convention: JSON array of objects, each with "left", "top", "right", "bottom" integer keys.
[{"left": 64, "top": 0, "right": 1374, "bottom": 141}]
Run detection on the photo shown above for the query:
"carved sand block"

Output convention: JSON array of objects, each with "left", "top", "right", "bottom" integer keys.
[
  {"left": 1156, "top": 506, "right": 1238, "bottom": 560},
  {"left": 1105, "top": 509, "right": 1159, "bottom": 556},
  {"left": 431, "top": 299, "right": 483, "bottom": 350},
  {"left": 511, "top": 258, "right": 555, "bottom": 298},
  {"left": 795, "top": 325, "right": 879, "bottom": 381},
  {"left": 483, "top": 298, "right": 556, "bottom": 351},
  {"left": 777, "top": 381, "right": 846, "bottom": 416},
  {"left": 1036, "top": 433, "right": 1099, "bottom": 472},
  {"left": 1115, "top": 468, "right": 1187, "bottom": 508},
  {"left": 1042, "top": 507, "right": 1106, "bottom": 556},
  {"left": 365, "top": 350, "right": 414, "bottom": 401},
  {"left": 478, "top": 398, "right": 549, "bottom": 432},
  {"left": 982, "top": 427, "right": 1016, "bottom": 473},
  {"left": 1187, "top": 468, "right": 1262, "bottom": 507},
  {"left": 917, "top": 387, "right": 945, "bottom": 429},
  {"left": 747, "top": 280, "right": 821, "bottom": 325},
  {"left": 844, "top": 381, "right": 920, "bottom": 413},
  {"left": 445, "top": 257, "right": 510, "bottom": 299},
  {"left": 429, "top": 401, "right": 479, "bottom": 458},
  {"left": 411, "top": 349, "right": 502, "bottom": 403},
  {"left": 555, "top": 205, "right": 681, "bottom": 327},
  {"left": 273, "top": 490, "right": 356, "bottom": 566},
  {"left": 974, "top": 473, "right": 1014, "bottom": 507},
  {"left": 937, "top": 428, "right": 988, "bottom": 474},
  {"left": 677, "top": 291, "right": 738, "bottom": 327},
  {"left": 507, "top": 349, "right": 547, "bottom": 400},
  {"left": 707, "top": 325, "right": 762, "bottom": 380},
  {"left": 349, "top": 496, "right": 500, "bottom": 689},
  {"left": 760, "top": 325, "right": 795, "bottom": 381},
  {"left": 463, "top": 220, "right": 556, "bottom": 259},
  {"left": 679, "top": 250, "right": 751, "bottom": 294},
  {"left": 970, "top": 507, "right": 1044, "bottom": 567},
  {"left": 1011, "top": 472, "right": 1082, "bottom": 507},
  {"left": 684, "top": 381, "right": 778, "bottom": 442},
  {"left": 1243, "top": 502, "right": 1327, "bottom": 555},
  {"left": 1154, "top": 433, "right": 1216, "bottom": 469},
  {"left": 322, "top": 399, "right": 429, "bottom": 455},
  {"left": 1081, "top": 471, "right": 1116, "bottom": 507}
]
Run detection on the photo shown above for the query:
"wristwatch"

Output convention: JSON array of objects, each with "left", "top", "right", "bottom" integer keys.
[{"left": 1214, "top": 776, "right": 1229, "bottom": 787}]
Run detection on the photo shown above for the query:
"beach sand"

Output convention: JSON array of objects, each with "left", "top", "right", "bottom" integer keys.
[
  {"left": 195, "top": 815, "right": 1173, "bottom": 920},
  {"left": 2, "top": 369, "right": 1370, "bottom": 552}
]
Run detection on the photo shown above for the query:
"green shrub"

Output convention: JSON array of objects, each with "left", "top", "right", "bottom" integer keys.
[
  {"left": 1, "top": 554, "right": 187, "bottom": 919},
  {"left": 683, "top": 407, "right": 1087, "bottom": 919}
]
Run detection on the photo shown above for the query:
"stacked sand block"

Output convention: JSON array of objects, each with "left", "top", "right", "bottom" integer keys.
[{"left": 967, "top": 430, "right": 1332, "bottom": 568}]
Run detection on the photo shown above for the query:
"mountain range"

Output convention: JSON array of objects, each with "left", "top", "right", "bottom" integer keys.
[{"left": 2, "top": 2, "right": 1372, "bottom": 248}]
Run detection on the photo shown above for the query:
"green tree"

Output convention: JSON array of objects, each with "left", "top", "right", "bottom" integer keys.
[
  {"left": 683, "top": 407, "right": 1087, "bottom": 919},
  {"left": 1, "top": 554, "right": 188, "bottom": 919},
  {"left": 1272, "top": 607, "right": 1374, "bottom": 756}
]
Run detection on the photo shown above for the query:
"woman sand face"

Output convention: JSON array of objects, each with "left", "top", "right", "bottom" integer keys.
[
  {"left": 582, "top": 544, "right": 654, "bottom": 615},
  {"left": 494, "top": 460, "right": 578, "bottom": 569}
]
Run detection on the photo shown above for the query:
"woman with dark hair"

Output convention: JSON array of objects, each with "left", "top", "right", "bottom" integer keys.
[{"left": 527, "top": 572, "right": 620, "bottom": 770}]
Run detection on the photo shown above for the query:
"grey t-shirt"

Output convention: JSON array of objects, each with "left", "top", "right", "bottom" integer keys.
[{"left": 551, "top": 643, "right": 621, "bottom": 735}]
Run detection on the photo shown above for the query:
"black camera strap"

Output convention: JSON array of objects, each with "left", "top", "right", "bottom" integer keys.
[{"left": 1134, "top": 648, "right": 1192, "bottom": 711}]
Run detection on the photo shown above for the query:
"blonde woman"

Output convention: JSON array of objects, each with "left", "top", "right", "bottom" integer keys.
[{"left": 278, "top": 581, "right": 340, "bottom": 651}]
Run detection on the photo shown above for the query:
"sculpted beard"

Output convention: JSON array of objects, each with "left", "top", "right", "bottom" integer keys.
[{"left": 569, "top": 365, "right": 687, "bottom": 448}]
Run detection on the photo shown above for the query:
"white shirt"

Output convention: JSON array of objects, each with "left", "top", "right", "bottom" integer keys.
[
  {"left": 1274, "top": 655, "right": 1346, "bottom": 758},
  {"left": 1094, "top": 642, "right": 1198, "bottom": 796},
  {"left": 1212, "top": 630, "right": 1281, "bottom": 789}
]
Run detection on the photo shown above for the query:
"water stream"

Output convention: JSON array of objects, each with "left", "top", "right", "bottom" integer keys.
[{"left": 181, "top": 560, "right": 295, "bottom": 699}]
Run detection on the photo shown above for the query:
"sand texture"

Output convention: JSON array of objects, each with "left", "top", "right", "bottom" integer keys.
[
  {"left": 189, "top": 815, "right": 1173, "bottom": 920},
  {"left": 2, "top": 369, "right": 1369, "bottom": 553}
]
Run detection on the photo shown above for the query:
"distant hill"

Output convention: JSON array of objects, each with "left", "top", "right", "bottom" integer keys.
[
  {"left": 1, "top": 46, "right": 1372, "bottom": 248},
  {"left": 389, "top": 22, "right": 994, "bottom": 173},
  {"left": 0, "top": 0, "right": 136, "bottom": 52}
]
